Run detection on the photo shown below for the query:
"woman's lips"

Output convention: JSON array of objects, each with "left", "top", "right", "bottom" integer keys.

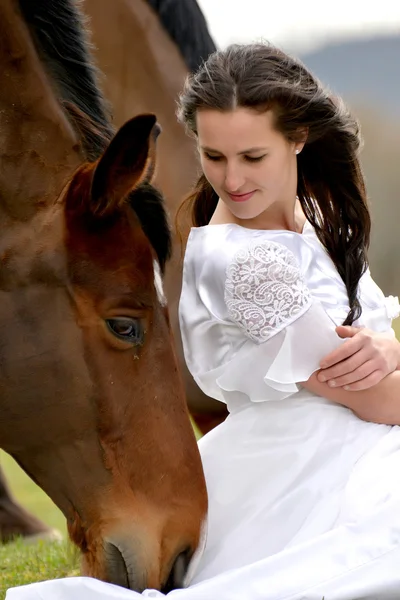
[{"left": 227, "top": 191, "right": 256, "bottom": 203}]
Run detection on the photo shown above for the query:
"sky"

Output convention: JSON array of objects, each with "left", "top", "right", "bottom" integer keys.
[{"left": 196, "top": 0, "right": 400, "bottom": 53}]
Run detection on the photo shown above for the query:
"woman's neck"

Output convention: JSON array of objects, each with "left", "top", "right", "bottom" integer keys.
[{"left": 210, "top": 198, "right": 306, "bottom": 233}]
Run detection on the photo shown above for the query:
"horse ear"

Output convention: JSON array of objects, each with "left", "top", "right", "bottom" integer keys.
[{"left": 89, "top": 114, "right": 160, "bottom": 217}]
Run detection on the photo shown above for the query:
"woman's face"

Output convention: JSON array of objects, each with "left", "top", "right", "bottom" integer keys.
[{"left": 196, "top": 107, "right": 303, "bottom": 225}]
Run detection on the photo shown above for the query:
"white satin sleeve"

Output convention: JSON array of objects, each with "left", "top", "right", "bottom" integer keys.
[
  {"left": 213, "top": 301, "right": 343, "bottom": 402},
  {"left": 197, "top": 240, "right": 345, "bottom": 403}
]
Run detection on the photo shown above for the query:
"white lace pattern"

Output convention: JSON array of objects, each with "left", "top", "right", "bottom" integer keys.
[{"left": 225, "top": 241, "right": 312, "bottom": 343}]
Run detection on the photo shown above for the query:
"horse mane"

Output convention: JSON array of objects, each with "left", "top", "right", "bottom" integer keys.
[
  {"left": 17, "top": 0, "right": 175, "bottom": 271},
  {"left": 18, "top": 0, "right": 113, "bottom": 160},
  {"left": 130, "top": 183, "right": 172, "bottom": 271},
  {"left": 146, "top": 0, "right": 217, "bottom": 72}
]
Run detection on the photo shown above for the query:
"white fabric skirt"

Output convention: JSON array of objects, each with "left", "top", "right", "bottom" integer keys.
[{"left": 7, "top": 396, "right": 400, "bottom": 600}]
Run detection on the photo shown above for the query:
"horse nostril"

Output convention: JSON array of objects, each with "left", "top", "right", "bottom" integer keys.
[
  {"left": 161, "top": 548, "right": 191, "bottom": 593},
  {"left": 104, "top": 541, "right": 129, "bottom": 589}
]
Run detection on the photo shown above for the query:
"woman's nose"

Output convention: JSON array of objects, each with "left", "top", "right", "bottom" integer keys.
[{"left": 224, "top": 163, "right": 245, "bottom": 192}]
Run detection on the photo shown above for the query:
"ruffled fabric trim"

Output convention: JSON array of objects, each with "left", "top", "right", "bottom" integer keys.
[
  {"left": 385, "top": 295, "right": 400, "bottom": 320},
  {"left": 195, "top": 300, "right": 343, "bottom": 405}
]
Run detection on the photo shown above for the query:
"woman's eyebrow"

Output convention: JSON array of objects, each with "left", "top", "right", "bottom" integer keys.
[
  {"left": 200, "top": 146, "right": 269, "bottom": 154},
  {"left": 238, "top": 147, "right": 269, "bottom": 154}
]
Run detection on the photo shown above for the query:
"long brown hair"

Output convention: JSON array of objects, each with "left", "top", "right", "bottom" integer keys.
[{"left": 177, "top": 43, "right": 370, "bottom": 325}]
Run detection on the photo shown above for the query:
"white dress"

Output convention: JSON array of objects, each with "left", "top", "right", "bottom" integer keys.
[{"left": 8, "top": 221, "right": 400, "bottom": 600}]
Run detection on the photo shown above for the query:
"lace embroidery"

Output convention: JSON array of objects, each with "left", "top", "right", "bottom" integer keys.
[{"left": 225, "top": 241, "right": 312, "bottom": 342}]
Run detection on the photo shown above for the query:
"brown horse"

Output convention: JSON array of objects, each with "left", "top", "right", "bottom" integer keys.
[
  {"left": 0, "top": 0, "right": 224, "bottom": 548},
  {"left": 83, "top": 0, "right": 229, "bottom": 434},
  {"left": 0, "top": 0, "right": 207, "bottom": 591}
]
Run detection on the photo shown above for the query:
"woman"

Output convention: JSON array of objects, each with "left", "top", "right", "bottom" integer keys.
[{"left": 8, "top": 43, "right": 400, "bottom": 600}]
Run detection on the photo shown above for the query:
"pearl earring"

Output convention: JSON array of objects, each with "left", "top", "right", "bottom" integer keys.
[{"left": 295, "top": 149, "right": 300, "bottom": 155}]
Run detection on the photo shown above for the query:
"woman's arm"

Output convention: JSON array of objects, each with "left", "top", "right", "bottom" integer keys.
[{"left": 303, "top": 369, "right": 400, "bottom": 425}]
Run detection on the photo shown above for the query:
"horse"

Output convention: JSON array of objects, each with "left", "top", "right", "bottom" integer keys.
[
  {"left": 0, "top": 0, "right": 207, "bottom": 591},
  {"left": 82, "top": 0, "right": 229, "bottom": 434},
  {"left": 0, "top": 0, "right": 225, "bottom": 549}
]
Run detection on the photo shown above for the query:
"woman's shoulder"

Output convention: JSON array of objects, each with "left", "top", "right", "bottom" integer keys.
[
  {"left": 183, "top": 222, "right": 354, "bottom": 321},
  {"left": 185, "top": 222, "right": 314, "bottom": 281},
  {"left": 187, "top": 222, "right": 320, "bottom": 286}
]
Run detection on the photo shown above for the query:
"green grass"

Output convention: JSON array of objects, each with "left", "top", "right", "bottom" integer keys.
[
  {"left": 0, "top": 539, "right": 79, "bottom": 599},
  {"left": 0, "top": 453, "right": 75, "bottom": 597},
  {"left": 0, "top": 453, "right": 66, "bottom": 536},
  {"left": 191, "top": 417, "right": 203, "bottom": 441}
]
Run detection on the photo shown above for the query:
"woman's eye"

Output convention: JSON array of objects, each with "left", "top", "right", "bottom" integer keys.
[
  {"left": 244, "top": 155, "right": 266, "bottom": 163},
  {"left": 106, "top": 318, "right": 144, "bottom": 345},
  {"left": 204, "top": 153, "right": 222, "bottom": 161}
]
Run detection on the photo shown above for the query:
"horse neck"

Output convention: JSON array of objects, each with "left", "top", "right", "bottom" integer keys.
[
  {"left": 0, "top": 0, "right": 82, "bottom": 222},
  {"left": 84, "top": 0, "right": 199, "bottom": 207}
]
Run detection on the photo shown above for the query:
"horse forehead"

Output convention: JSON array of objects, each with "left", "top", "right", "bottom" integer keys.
[
  {"left": 0, "top": 210, "right": 68, "bottom": 290},
  {"left": 0, "top": 208, "right": 160, "bottom": 303},
  {"left": 65, "top": 209, "right": 156, "bottom": 286}
]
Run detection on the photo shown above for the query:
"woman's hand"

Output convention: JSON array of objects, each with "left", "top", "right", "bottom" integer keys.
[{"left": 317, "top": 326, "right": 400, "bottom": 391}]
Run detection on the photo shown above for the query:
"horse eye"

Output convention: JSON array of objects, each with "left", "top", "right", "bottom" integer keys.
[{"left": 106, "top": 318, "right": 144, "bottom": 345}]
